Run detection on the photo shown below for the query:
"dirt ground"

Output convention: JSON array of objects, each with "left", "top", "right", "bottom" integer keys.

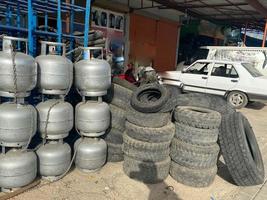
[{"left": 9, "top": 102, "right": 267, "bottom": 200}]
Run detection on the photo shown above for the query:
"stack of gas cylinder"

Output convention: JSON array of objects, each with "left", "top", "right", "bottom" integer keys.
[
  {"left": 74, "top": 47, "right": 111, "bottom": 172},
  {"left": 0, "top": 36, "right": 37, "bottom": 192},
  {"left": 35, "top": 41, "right": 74, "bottom": 181}
]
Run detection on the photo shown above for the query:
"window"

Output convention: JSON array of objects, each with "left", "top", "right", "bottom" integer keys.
[
  {"left": 115, "top": 16, "right": 123, "bottom": 30},
  {"left": 100, "top": 12, "right": 107, "bottom": 27},
  {"left": 92, "top": 10, "right": 100, "bottom": 26},
  {"left": 242, "top": 63, "right": 263, "bottom": 77},
  {"left": 211, "top": 63, "right": 239, "bottom": 78},
  {"left": 184, "top": 62, "right": 212, "bottom": 75},
  {"left": 109, "top": 14, "right": 115, "bottom": 28}
]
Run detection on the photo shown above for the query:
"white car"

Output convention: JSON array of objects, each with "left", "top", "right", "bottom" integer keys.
[{"left": 160, "top": 59, "right": 267, "bottom": 109}]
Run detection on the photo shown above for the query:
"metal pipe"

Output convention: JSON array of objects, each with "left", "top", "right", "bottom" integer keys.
[
  {"left": 57, "top": 0, "right": 62, "bottom": 45},
  {"left": 17, "top": 2, "right": 21, "bottom": 50},
  {"left": 69, "top": 0, "right": 75, "bottom": 59},
  {"left": 28, "top": 0, "right": 33, "bottom": 55},
  {"left": 6, "top": 5, "right": 11, "bottom": 26},
  {"left": 83, "top": 0, "right": 91, "bottom": 60},
  {"left": 0, "top": 25, "right": 28, "bottom": 32},
  {"left": 84, "top": 0, "right": 91, "bottom": 48}
]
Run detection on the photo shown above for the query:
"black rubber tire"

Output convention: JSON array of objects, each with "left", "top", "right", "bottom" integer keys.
[
  {"left": 112, "top": 77, "right": 137, "bottom": 91},
  {"left": 123, "top": 133, "right": 171, "bottom": 151},
  {"left": 110, "top": 104, "right": 126, "bottom": 132},
  {"left": 164, "top": 84, "right": 182, "bottom": 97},
  {"left": 219, "top": 112, "right": 264, "bottom": 186},
  {"left": 123, "top": 142, "right": 169, "bottom": 162},
  {"left": 125, "top": 121, "right": 175, "bottom": 143},
  {"left": 104, "top": 128, "right": 124, "bottom": 144},
  {"left": 227, "top": 91, "right": 248, "bottom": 109},
  {"left": 131, "top": 83, "right": 170, "bottom": 113},
  {"left": 123, "top": 155, "right": 171, "bottom": 184},
  {"left": 175, "top": 122, "right": 219, "bottom": 145},
  {"left": 107, "top": 153, "right": 124, "bottom": 162},
  {"left": 160, "top": 84, "right": 183, "bottom": 113},
  {"left": 106, "top": 83, "right": 133, "bottom": 110},
  {"left": 126, "top": 105, "right": 171, "bottom": 128},
  {"left": 174, "top": 106, "right": 222, "bottom": 129},
  {"left": 170, "top": 138, "right": 220, "bottom": 169},
  {"left": 170, "top": 161, "right": 217, "bottom": 188},
  {"left": 107, "top": 142, "right": 124, "bottom": 162},
  {"left": 176, "top": 93, "right": 235, "bottom": 116}
]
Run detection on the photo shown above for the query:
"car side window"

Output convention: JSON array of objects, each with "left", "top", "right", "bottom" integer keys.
[
  {"left": 211, "top": 63, "right": 239, "bottom": 78},
  {"left": 229, "top": 66, "right": 239, "bottom": 78},
  {"left": 184, "top": 62, "right": 212, "bottom": 75}
]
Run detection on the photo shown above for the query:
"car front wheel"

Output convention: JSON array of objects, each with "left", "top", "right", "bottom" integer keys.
[{"left": 227, "top": 91, "right": 248, "bottom": 109}]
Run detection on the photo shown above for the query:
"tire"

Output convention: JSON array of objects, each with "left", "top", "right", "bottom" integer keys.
[
  {"left": 174, "top": 94, "right": 264, "bottom": 185},
  {"left": 107, "top": 142, "right": 123, "bottom": 162},
  {"left": 123, "top": 155, "right": 170, "bottom": 183},
  {"left": 176, "top": 93, "right": 235, "bottom": 116},
  {"left": 125, "top": 122, "right": 175, "bottom": 143},
  {"left": 227, "top": 91, "right": 248, "bottom": 109},
  {"left": 160, "top": 85, "right": 183, "bottom": 113},
  {"left": 131, "top": 83, "right": 170, "bottom": 113},
  {"left": 123, "top": 133, "right": 171, "bottom": 151},
  {"left": 170, "top": 161, "right": 217, "bottom": 188},
  {"left": 164, "top": 84, "right": 182, "bottom": 97},
  {"left": 174, "top": 106, "right": 221, "bottom": 129},
  {"left": 126, "top": 105, "right": 171, "bottom": 128},
  {"left": 110, "top": 104, "right": 126, "bottom": 132},
  {"left": 123, "top": 142, "right": 169, "bottom": 162},
  {"left": 107, "top": 153, "right": 124, "bottom": 162},
  {"left": 175, "top": 122, "right": 219, "bottom": 145},
  {"left": 104, "top": 128, "right": 124, "bottom": 144},
  {"left": 106, "top": 83, "right": 133, "bottom": 110},
  {"left": 219, "top": 112, "right": 264, "bottom": 186},
  {"left": 112, "top": 77, "right": 137, "bottom": 91},
  {"left": 170, "top": 138, "right": 219, "bottom": 169}
]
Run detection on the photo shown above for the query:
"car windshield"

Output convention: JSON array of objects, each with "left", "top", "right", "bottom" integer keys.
[{"left": 242, "top": 63, "right": 263, "bottom": 77}]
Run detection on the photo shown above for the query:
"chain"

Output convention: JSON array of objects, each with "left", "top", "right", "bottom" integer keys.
[
  {"left": 22, "top": 106, "right": 35, "bottom": 151},
  {"left": 50, "top": 137, "right": 82, "bottom": 182},
  {"left": 43, "top": 101, "right": 61, "bottom": 144},
  {"left": 10, "top": 44, "right": 18, "bottom": 103}
]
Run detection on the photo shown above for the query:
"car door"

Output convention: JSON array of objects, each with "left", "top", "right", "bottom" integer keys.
[
  {"left": 206, "top": 63, "right": 239, "bottom": 96},
  {"left": 180, "top": 61, "right": 213, "bottom": 93}
]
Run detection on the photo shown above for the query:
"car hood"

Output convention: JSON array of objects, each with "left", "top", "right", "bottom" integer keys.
[
  {"left": 256, "top": 76, "right": 267, "bottom": 80},
  {"left": 159, "top": 71, "right": 182, "bottom": 80}
]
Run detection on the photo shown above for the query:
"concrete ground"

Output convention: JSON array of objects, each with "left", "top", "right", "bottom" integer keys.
[{"left": 10, "top": 102, "right": 267, "bottom": 200}]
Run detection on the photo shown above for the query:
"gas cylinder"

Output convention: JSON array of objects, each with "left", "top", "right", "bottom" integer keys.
[
  {"left": 75, "top": 100, "right": 110, "bottom": 137},
  {"left": 75, "top": 137, "right": 107, "bottom": 172},
  {"left": 0, "top": 36, "right": 37, "bottom": 98},
  {"left": 35, "top": 41, "right": 73, "bottom": 95}
]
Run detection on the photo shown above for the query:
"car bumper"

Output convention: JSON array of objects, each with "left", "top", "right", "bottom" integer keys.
[
  {"left": 160, "top": 78, "right": 183, "bottom": 88},
  {"left": 247, "top": 93, "right": 267, "bottom": 101}
]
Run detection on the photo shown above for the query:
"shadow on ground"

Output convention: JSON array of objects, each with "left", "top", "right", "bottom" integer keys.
[
  {"left": 129, "top": 161, "right": 181, "bottom": 200},
  {"left": 246, "top": 102, "right": 266, "bottom": 110}
]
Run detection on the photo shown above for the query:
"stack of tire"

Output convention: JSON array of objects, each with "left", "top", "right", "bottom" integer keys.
[
  {"left": 175, "top": 93, "right": 265, "bottom": 186},
  {"left": 122, "top": 83, "right": 175, "bottom": 183},
  {"left": 104, "top": 77, "right": 137, "bottom": 162},
  {"left": 170, "top": 106, "right": 221, "bottom": 187}
]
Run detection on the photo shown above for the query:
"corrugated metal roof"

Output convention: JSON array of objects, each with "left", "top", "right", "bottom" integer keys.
[{"left": 150, "top": 0, "right": 267, "bottom": 30}]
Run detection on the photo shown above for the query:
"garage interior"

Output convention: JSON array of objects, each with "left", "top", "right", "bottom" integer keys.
[{"left": 0, "top": 0, "right": 267, "bottom": 200}]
